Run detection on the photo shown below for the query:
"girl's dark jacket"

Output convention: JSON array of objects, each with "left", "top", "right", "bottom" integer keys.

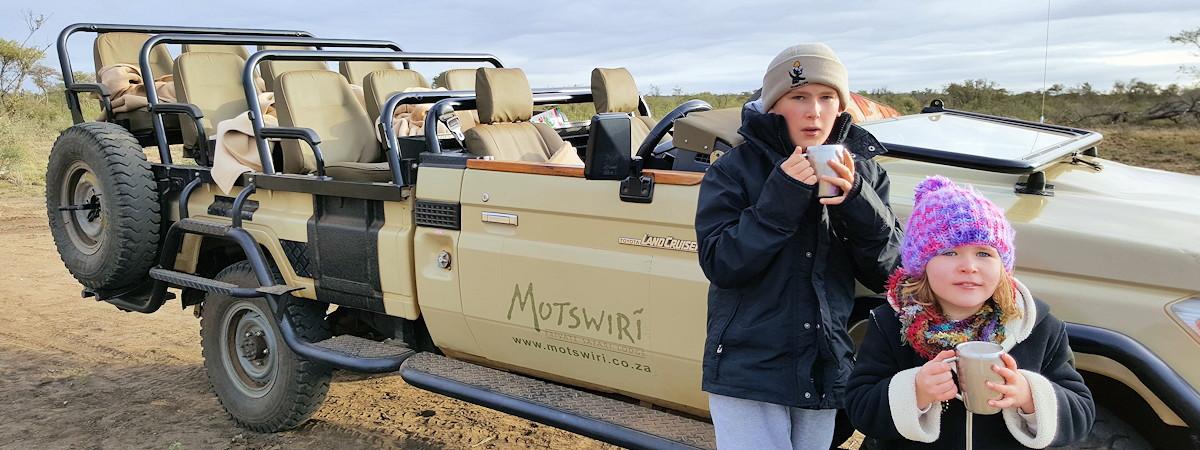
[
  {"left": 846, "top": 278, "right": 1096, "bottom": 449},
  {"left": 695, "top": 101, "right": 903, "bottom": 408}
]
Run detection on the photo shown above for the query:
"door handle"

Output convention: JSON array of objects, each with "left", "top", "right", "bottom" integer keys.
[{"left": 481, "top": 212, "right": 518, "bottom": 226}]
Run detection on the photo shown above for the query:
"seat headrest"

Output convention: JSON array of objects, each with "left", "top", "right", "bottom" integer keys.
[
  {"left": 182, "top": 44, "right": 250, "bottom": 60},
  {"left": 476, "top": 68, "right": 532, "bottom": 124},
  {"left": 591, "top": 67, "right": 640, "bottom": 114},
  {"left": 433, "top": 68, "right": 477, "bottom": 90},
  {"left": 93, "top": 32, "right": 173, "bottom": 78},
  {"left": 340, "top": 60, "right": 396, "bottom": 86}
]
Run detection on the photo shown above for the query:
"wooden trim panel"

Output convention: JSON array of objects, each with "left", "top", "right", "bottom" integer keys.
[{"left": 465, "top": 159, "right": 703, "bottom": 186}]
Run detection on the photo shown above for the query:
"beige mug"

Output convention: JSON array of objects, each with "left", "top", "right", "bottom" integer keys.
[
  {"left": 944, "top": 341, "right": 1006, "bottom": 415},
  {"left": 805, "top": 144, "right": 845, "bottom": 198}
]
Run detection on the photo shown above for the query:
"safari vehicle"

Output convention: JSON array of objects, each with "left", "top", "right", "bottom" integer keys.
[{"left": 45, "top": 23, "right": 1199, "bottom": 450}]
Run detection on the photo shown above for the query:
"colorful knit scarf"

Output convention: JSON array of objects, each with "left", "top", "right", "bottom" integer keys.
[{"left": 885, "top": 270, "right": 1018, "bottom": 360}]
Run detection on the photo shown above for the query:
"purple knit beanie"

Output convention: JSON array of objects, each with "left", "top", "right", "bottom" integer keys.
[{"left": 900, "top": 176, "right": 1015, "bottom": 278}]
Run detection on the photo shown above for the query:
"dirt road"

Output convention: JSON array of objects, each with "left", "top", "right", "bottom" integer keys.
[{"left": 0, "top": 193, "right": 614, "bottom": 450}]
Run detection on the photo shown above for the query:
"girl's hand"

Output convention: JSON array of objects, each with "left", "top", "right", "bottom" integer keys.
[
  {"left": 987, "top": 353, "right": 1035, "bottom": 413},
  {"left": 818, "top": 149, "right": 856, "bottom": 205},
  {"left": 915, "top": 350, "right": 958, "bottom": 410}
]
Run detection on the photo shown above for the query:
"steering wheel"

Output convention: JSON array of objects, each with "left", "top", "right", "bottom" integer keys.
[{"left": 635, "top": 99, "right": 713, "bottom": 160}]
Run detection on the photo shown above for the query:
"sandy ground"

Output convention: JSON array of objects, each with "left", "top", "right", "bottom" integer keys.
[{"left": 0, "top": 193, "right": 618, "bottom": 450}]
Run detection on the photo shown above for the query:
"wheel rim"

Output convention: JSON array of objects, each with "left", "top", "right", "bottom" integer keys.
[
  {"left": 220, "top": 301, "right": 278, "bottom": 399},
  {"left": 59, "top": 161, "right": 104, "bottom": 255}
]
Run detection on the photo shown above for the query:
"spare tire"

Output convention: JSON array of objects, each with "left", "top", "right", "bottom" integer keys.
[{"left": 45, "top": 121, "right": 161, "bottom": 294}]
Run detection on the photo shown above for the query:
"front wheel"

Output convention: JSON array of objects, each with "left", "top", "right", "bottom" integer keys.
[{"left": 200, "top": 261, "right": 332, "bottom": 432}]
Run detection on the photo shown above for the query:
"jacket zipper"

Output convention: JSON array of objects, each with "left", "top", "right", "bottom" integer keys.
[{"left": 712, "top": 296, "right": 741, "bottom": 380}]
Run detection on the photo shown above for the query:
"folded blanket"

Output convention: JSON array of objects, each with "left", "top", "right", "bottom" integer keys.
[
  {"left": 211, "top": 93, "right": 278, "bottom": 194},
  {"left": 95, "top": 63, "right": 177, "bottom": 120}
]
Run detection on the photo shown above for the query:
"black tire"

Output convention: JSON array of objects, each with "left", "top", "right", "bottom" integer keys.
[
  {"left": 1061, "top": 405, "right": 1153, "bottom": 449},
  {"left": 45, "top": 122, "right": 160, "bottom": 293},
  {"left": 200, "top": 261, "right": 333, "bottom": 432}
]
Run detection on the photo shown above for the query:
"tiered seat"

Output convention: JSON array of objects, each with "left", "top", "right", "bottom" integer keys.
[
  {"left": 274, "top": 70, "right": 392, "bottom": 182},
  {"left": 463, "top": 68, "right": 567, "bottom": 163}
]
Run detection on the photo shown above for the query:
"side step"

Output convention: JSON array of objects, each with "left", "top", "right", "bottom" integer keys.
[
  {"left": 400, "top": 352, "right": 716, "bottom": 450},
  {"left": 311, "top": 335, "right": 415, "bottom": 362},
  {"left": 148, "top": 268, "right": 301, "bottom": 297}
]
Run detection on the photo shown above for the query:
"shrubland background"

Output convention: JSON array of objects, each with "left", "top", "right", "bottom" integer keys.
[{"left": 3, "top": 19, "right": 1198, "bottom": 197}]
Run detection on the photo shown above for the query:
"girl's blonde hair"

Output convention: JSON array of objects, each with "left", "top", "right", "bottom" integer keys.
[{"left": 899, "top": 272, "right": 1021, "bottom": 320}]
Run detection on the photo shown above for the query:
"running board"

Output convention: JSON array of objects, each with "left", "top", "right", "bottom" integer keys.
[{"left": 400, "top": 352, "right": 716, "bottom": 450}]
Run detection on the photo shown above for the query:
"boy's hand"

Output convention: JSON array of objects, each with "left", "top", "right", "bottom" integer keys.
[
  {"left": 915, "top": 350, "right": 958, "bottom": 410},
  {"left": 818, "top": 149, "right": 857, "bottom": 205},
  {"left": 987, "top": 353, "right": 1035, "bottom": 413},
  {"left": 780, "top": 146, "right": 818, "bottom": 185}
]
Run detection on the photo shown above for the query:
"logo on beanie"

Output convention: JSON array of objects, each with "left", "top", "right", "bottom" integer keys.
[{"left": 789, "top": 61, "right": 806, "bottom": 86}]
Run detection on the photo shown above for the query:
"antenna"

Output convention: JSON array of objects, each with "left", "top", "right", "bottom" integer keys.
[{"left": 1039, "top": 0, "right": 1052, "bottom": 123}]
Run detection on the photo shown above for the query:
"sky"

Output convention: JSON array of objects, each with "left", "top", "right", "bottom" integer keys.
[{"left": 3, "top": 0, "right": 1198, "bottom": 94}]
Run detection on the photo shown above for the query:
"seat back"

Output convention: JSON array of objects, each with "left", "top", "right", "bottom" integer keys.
[
  {"left": 340, "top": 61, "right": 397, "bottom": 86},
  {"left": 274, "top": 70, "right": 379, "bottom": 174},
  {"left": 93, "top": 32, "right": 173, "bottom": 78},
  {"left": 591, "top": 67, "right": 656, "bottom": 151},
  {"left": 362, "top": 69, "right": 430, "bottom": 121},
  {"left": 258, "top": 45, "right": 330, "bottom": 91},
  {"left": 173, "top": 52, "right": 253, "bottom": 148},
  {"left": 432, "top": 68, "right": 477, "bottom": 90},
  {"left": 432, "top": 68, "right": 482, "bottom": 129},
  {"left": 182, "top": 44, "right": 250, "bottom": 60},
  {"left": 463, "top": 68, "right": 564, "bottom": 162}
]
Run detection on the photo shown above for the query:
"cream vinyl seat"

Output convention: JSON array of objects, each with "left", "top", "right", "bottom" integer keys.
[
  {"left": 463, "top": 68, "right": 566, "bottom": 163},
  {"left": 591, "top": 67, "right": 659, "bottom": 152},
  {"left": 93, "top": 32, "right": 176, "bottom": 131},
  {"left": 172, "top": 52, "right": 255, "bottom": 150},
  {"left": 182, "top": 44, "right": 250, "bottom": 59},
  {"left": 362, "top": 69, "right": 430, "bottom": 121},
  {"left": 258, "top": 45, "right": 330, "bottom": 91},
  {"left": 432, "top": 68, "right": 476, "bottom": 90},
  {"left": 341, "top": 61, "right": 400, "bottom": 86},
  {"left": 275, "top": 70, "right": 391, "bottom": 182}
]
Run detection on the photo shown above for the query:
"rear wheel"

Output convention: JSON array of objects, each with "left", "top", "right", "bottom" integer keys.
[
  {"left": 200, "top": 261, "right": 332, "bottom": 432},
  {"left": 45, "top": 122, "right": 160, "bottom": 293}
]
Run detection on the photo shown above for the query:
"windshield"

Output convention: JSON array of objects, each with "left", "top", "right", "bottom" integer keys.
[
  {"left": 862, "top": 113, "right": 1076, "bottom": 160},
  {"left": 860, "top": 112, "right": 1101, "bottom": 173}
]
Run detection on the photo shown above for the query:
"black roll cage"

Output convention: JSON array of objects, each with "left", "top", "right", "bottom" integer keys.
[
  {"left": 140, "top": 35, "right": 408, "bottom": 164},
  {"left": 241, "top": 50, "right": 504, "bottom": 182},
  {"left": 56, "top": 23, "right": 314, "bottom": 124}
]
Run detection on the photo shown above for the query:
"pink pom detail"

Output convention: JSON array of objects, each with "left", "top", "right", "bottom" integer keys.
[{"left": 913, "top": 175, "right": 955, "bottom": 205}]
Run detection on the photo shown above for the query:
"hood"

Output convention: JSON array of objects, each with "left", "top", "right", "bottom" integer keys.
[{"left": 879, "top": 157, "right": 1200, "bottom": 293}]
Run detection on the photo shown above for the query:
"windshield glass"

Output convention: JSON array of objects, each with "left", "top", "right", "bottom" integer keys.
[{"left": 861, "top": 113, "right": 1076, "bottom": 160}]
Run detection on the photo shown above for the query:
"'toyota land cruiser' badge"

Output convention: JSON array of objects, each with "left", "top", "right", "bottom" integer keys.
[{"left": 618, "top": 234, "right": 698, "bottom": 253}]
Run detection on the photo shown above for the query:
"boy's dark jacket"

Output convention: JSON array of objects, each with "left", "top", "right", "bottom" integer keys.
[
  {"left": 846, "top": 279, "right": 1096, "bottom": 449},
  {"left": 695, "top": 100, "right": 903, "bottom": 408}
]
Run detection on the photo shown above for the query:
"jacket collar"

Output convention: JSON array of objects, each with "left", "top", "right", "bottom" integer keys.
[{"left": 737, "top": 99, "right": 888, "bottom": 160}]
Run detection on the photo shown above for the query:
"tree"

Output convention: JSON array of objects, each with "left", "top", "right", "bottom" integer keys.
[
  {"left": 1170, "top": 28, "right": 1200, "bottom": 82},
  {"left": 0, "top": 11, "right": 55, "bottom": 108}
]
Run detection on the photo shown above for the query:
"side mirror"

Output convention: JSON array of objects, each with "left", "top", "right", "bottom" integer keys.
[
  {"left": 584, "top": 113, "right": 654, "bottom": 203},
  {"left": 584, "top": 113, "right": 633, "bottom": 180}
]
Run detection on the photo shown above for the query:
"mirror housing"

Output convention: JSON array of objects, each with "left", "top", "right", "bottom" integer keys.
[{"left": 584, "top": 113, "right": 633, "bottom": 180}]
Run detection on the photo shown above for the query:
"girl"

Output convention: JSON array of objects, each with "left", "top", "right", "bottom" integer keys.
[{"left": 845, "top": 176, "right": 1095, "bottom": 449}]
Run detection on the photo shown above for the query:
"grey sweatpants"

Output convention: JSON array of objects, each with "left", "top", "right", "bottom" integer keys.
[{"left": 708, "top": 393, "right": 837, "bottom": 450}]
